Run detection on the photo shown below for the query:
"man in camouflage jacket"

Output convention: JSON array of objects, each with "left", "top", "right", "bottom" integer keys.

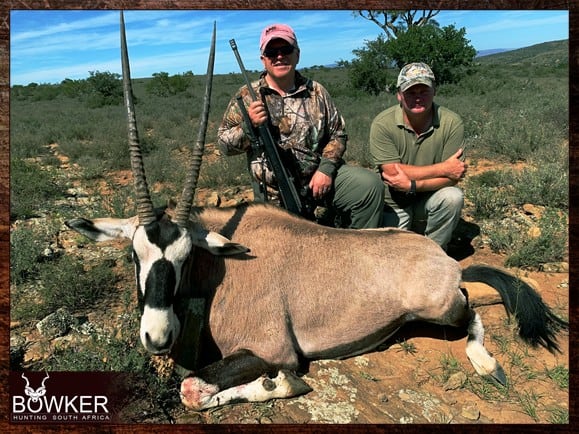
[{"left": 218, "top": 23, "right": 383, "bottom": 229}]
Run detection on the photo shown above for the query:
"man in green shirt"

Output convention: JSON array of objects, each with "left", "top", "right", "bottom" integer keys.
[{"left": 369, "top": 63, "right": 467, "bottom": 250}]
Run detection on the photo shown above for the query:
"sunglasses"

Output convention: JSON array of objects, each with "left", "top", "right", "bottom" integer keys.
[{"left": 263, "top": 45, "right": 295, "bottom": 58}]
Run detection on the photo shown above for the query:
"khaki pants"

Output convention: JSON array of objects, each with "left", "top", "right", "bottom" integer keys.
[{"left": 382, "top": 186, "right": 464, "bottom": 249}]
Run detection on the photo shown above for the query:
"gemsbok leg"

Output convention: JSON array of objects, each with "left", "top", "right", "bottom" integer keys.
[{"left": 180, "top": 350, "right": 312, "bottom": 410}]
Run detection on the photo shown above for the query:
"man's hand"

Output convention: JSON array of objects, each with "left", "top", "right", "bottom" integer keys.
[
  {"left": 309, "top": 170, "right": 333, "bottom": 199},
  {"left": 381, "top": 164, "right": 412, "bottom": 193},
  {"left": 247, "top": 100, "right": 268, "bottom": 128},
  {"left": 443, "top": 148, "right": 467, "bottom": 181}
]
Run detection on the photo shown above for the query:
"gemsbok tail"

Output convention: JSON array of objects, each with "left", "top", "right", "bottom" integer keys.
[{"left": 462, "top": 264, "right": 568, "bottom": 353}]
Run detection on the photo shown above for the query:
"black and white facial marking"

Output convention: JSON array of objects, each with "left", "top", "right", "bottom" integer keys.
[{"left": 132, "top": 218, "right": 193, "bottom": 354}]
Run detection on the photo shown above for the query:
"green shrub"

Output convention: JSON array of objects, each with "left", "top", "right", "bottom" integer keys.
[
  {"left": 85, "top": 70, "right": 123, "bottom": 108},
  {"left": 44, "top": 334, "right": 148, "bottom": 372},
  {"left": 146, "top": 71, "right": 192, "bottom": 97},
  {"left": 511, "top": 165, "right": 568, "bottom": 210},
  {"left": 465, "top": 171, "right": 512, "bottom": 220},
  {"left": 11, "top": 200, "right": 120, "bottom": 319},
  {"left": 40, "top": 255, "right": 116, "bottom": 312},
  {"left": 504, "top": 208, "right": 567, "bottom": 268},
  {"left": 44, "top": 310, "right": 146, "bottom": 372},
  {"left": 10, "top": 159, "right": 63, "bottom": 220},
  {"left": 10, "top": 224, "right": 45, "bottom": 285}
]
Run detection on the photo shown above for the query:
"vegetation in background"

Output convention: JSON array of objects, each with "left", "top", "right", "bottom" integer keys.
[
  {"left": 344, "top": 10, "right": 476, "bottom": 94},
  {"left": 10, "top": 40, "right": 569, "bottom": 264},
  {"left": 146, "top": 71, "right": 194, "bottom": 96},
  {"left": 354, "top": 10, "right": 442, "bottom": 40}
]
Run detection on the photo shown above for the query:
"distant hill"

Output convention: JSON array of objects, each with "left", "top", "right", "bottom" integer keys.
[
  {"left": 476, "top": 49, "right": 509, "bottom": 57},
  {"left": 477, "top": 39, "right": 568, "bottom": 65}
]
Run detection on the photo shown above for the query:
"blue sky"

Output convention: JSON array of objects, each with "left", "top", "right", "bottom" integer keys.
[{"left": 10, "top": 10, "right": 569, "bottom": 86}]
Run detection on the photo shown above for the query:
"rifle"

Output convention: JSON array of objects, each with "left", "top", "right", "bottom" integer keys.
[
  {"left": 236, "top": 95, "right": 269, "bottom": 203},
  {"left": 229, "top": 38, "right": 303, "bottom": 216}
]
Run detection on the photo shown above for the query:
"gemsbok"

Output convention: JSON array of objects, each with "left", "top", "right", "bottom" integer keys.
[{"left": 66, "top": 12, "right": 568, "bottom": 411}]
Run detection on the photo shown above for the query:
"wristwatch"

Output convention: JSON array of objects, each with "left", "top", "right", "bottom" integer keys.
[{"left": 407, "top": 179, "right": 416, "bottom": 196}]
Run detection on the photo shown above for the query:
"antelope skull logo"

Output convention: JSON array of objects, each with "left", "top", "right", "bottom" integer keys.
[{"left": 21, "top": 373, "right": 50, "bottom": 402}]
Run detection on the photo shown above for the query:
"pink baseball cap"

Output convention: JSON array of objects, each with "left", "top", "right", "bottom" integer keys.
[{"left": 259, "top": 24, "right": 299, "bottom": 53}]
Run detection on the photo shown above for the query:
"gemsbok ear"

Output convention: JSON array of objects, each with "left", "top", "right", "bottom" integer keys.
[
  {"left": 192, "top": 229, "right": 250, "bottom": 256},
  {"left": 66, "top": 216, "right": 139, "bottom": 242}
]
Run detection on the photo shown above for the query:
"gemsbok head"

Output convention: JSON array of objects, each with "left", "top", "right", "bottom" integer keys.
[{"left": 67, "top": 12, "right": 247, "bottom": 355}]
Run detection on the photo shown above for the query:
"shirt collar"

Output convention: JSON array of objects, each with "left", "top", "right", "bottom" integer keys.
[{"left": 258, "top": 70, "right": 312, "bottom": 95}]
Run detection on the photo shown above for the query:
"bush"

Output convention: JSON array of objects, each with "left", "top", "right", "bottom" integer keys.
[
  {"left": 341, "top": 35, "right": 396, "bottom": 95},
  {"left": 346, "top": 24, "right": 477, "bottom": 94},
  {"left": 10, "top": 224, "right": 45, "bottom": 285},
  {"left": 86, "top": 70, "right": 123, "bottom": 108},
  {"left": 386, "top": 25, "right": 477, "bottom": 85},
  {"left": 485, "top": 208, "right": 568, "bottom": 269},
  {"left": 507, "top": 209, "right": 567, "bottom": 268},
  {"left": 465, "top": 171, "right": 512, "bottom": 220},
  {"left": 11, "top": 253, "right": 117, "bottom": 322},
  {"left": 146, "top": 71, "right": 192, "bottom": 97},
  {"left": 10, "top": 159, "right": 63, "bottom": 220},
  {"left": 40, "top": 255, "right": 116, "bottom": 312}
]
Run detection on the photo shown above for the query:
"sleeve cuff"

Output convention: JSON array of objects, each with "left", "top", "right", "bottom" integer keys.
[{"left": 318, "top": 157, "right": 340, "bottom": 178}]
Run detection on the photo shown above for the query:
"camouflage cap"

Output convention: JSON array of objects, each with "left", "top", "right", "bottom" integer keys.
[{"left": 397, "top": 63, "right": 435, "bottom": 92}]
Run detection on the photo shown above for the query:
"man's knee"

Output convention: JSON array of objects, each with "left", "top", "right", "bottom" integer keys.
[
  {"left": 336, "top": 166, "right": 384, "bottom": 204},
  {"left": 431, "top": 187, "right": 464, "bottom": 214},
  {"left": 357, "top": 170, "right": 384, "bottom": 199}
]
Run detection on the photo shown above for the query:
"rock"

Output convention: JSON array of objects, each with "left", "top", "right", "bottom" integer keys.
[
  {"left": 541, "top": 262, "right": 569, "bottom": 273},
  {"left": 66, "top": 187, "right": 89, "bottom": 198},
  {"left": 24, "top": 341, "right": 46, "bottom": 364},
  {"left": 206, "top": 191, "right": 221, "bottom": 207},
  {"left": 443, "top": 371, "right": 467, "bottom": 390},
  {"left": 461, "top": 402, "right": 480, "bottom": 421},
  {"left": 398, "top": 389, "right": 454, "bottom": 423},
  {"left": 463, "top": 281, "right": 502, "bottom": 306},
  {"left": 36, "top": 307, "right": 78, "bottom": 339},
  {"left": 522, "top": 203, "right": 545, "bottom": 218},
  {"left": 527, "top": 226, "right": 541, "bottom": 238}
]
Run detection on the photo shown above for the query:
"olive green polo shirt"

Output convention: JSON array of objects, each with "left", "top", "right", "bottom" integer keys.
[{"left": 369, "top": 102, "right": 464, "bottom": 206}]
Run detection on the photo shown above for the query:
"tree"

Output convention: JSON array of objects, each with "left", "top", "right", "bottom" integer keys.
[
  {"left": 146, "top": 71, "right": 192, "bottom": 97},
  {"left": 86, "top": 70, "right": 123, "bottom": 107},
  {"left": 355, "top": 10, "right": 440, "bottom": 40},
  {"left": 386, "top": 25, "right": 477, "bottom": 85},
  {"left": 345, "top": 23, "right": 476, "bottom": 94},
  {"left": 339, "top": 35, "right": 396, "bottom": 95},
  {"left": 60, "top": 78, "right": 89, "bottom": 99}
]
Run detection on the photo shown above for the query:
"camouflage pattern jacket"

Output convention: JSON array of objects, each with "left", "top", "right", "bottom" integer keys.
[{"left": 217, "top": 71, "right": 347, "bottom": 190}]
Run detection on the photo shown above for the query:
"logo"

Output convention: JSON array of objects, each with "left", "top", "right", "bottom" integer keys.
[
  {"left": 10, "top": 372, "right": 123, "bottom": 424},
  {"left": 22, "top": 372, "right": 50, "bottom": 403}
]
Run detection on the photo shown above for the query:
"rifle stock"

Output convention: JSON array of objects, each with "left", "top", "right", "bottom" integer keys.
[{"left": 229, "top": 39, "right": 303, "bottom": 216}]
